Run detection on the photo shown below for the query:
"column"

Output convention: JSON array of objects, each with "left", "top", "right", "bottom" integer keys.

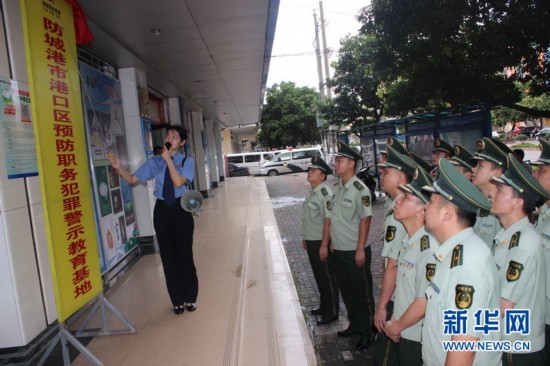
[
  {"left": 189, "top": 111, "right": 210, "bottom": 196},
  {"left": 119, "top": 67, "right": 154, "bottom": 237},
  {"left": 204, "top": 119, "right": 219, "bottom": 188}
]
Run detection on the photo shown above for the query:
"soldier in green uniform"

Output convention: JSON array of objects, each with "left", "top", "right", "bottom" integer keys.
[
  {"left": 430, "top": 138, "right": 454, "bottom": 177},
  {"left": 471, "top": 137, "right": 509, "bottom": 248},
  {"left": 422, "top": 159, "right": 501, "bottom": 365},
  {"left": 450, "top": 144, "right": 475, "bottom": 180},
  {"left": 491, "top": 154, "right": 549, "bottom": 365},
  {"left": 302, "top": 156, "right": 340, "bottom": 325},
  {"left": 325, "top": 141, "right": 375, "bottom": 350},
  {"left": 531, "top": 138, "right": 550, "bottom": 362},
  {"left": 382, "top": 167, "right": 436, "bottom": 365},
  {"left": 372, "top": 145, "right": 417, "bottom": 365}
]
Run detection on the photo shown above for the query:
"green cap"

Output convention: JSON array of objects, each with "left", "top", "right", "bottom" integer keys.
[
  {"left": 473, "top": 137, "right": 511, "bottom": 169},
  {"left": 492, "top": 154, "right": 550, "bottom": 205},
  {"left": 409, "top": 152, "right": 432, "bottom": 174},
  {"left": 399, "top": 167, "right": 434, "bottom": 203},
  {"left": 336, "top": 141, "right": 362, "bottom": 161},
  {"left": 378, "top": 145, "right": 418, "bottom": 179},
  {"left": 386, "top": 136, "right": 410, "bottom": 157},
  {"left": 432, "top": 138, "right": 454, "bottom": 156},
  {"left": 309, "top": 156, "right": 333, "bottom": 175},
  {"left": 423, "top": 159, "right": 490, "bottom": 213},
  {"left": 530, "top": 139, "right": 550, "bottom": 165},
  {"left": 450, "top": 144, "right": 475, "bottom": 171}
]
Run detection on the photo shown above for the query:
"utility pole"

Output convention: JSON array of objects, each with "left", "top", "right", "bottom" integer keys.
[
  {"left": 313, "top": 11, "right": 326, "bottom": 131},
  {"left": 318, "top": 1, "right": 336, "bottom": 156},
  {"left": 313, "top": 11, "right": 325, "bottom": 101},
  {"left": 319, "top": 1, "right": 332, "bottom": 99}
]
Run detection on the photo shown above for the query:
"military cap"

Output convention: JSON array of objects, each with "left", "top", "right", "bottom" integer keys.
[
  {"left": 336, "top": 141, "right": 362, "bottom": 161},
  {"left": 409, "top": 152, "right": 432, "bottom": 174},
  {"left": 450, "top": 144, "right": 475, "bottom": 171},
  {"left": 386, "top": 136, "right": 410, "bottom": 157},
  {"left": 530, "top": 138, "right": 550, "bottom": 165},
  {"left": 473, "top": 137, "right": 511, "bottom": 169},
  {"left": 423, "top": 159, "right": 491, "bottom": 213},
  {"left": 399, "top": 167, "right": 434, "bottom": 204},
  {"left": 309, "top": 156, "right": 333, "bottom": 175},
  {"left": 432, "top": 138, "right": 454, "bottom": 156},
  {"left": 492, "top": 154, "right": 550, "bottom": 205},
  {"left": 378, "top": 145, "right": 418, "bottom": 179}
]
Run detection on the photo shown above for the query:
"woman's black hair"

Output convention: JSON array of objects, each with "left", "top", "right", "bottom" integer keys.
[{"left": 168, "top": 126, "right": 188, "bottom": 141}]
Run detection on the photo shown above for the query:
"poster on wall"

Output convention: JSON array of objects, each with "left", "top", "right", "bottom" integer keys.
[
  {"left": 80, "top": 62, "right": 139, "bottom": 272},
  {"left": 0, "top": 76, "right": 38, "bottom": 179}
]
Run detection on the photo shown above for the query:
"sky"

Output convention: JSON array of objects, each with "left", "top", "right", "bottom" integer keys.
[{"left": 266, "top": 0, "right": 370, "bottom": 90}]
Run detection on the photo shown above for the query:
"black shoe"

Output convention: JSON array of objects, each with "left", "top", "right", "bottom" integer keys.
[
  {"left": 310, "top": 308, "right": 323, "bottom": 315},
  {"left": 337, "top": 326, "right": 356, "bottom": 338},
  {"left": 186, "top": 303, "right": 197, "bottom": 312},
  {"left": 356, "top": 335, "right": 374, "bottom": 350},
  {"left": 316, "top": 315, "right": 338, "bottom": 325},
  {"left": 174, "top": 306, "right": 184, "bottom": 315}
]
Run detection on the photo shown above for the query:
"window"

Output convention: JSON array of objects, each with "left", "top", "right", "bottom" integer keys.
[
  {"left": 292, "top": 151, "right": 306, "bottom": 159},
  {"left": 278, "top": 153, "right": 291, "bottom": 161},
  {"left": 227, "top": 156, "right": 243, "bottom": 164},
  {"left": 245, "top": 155, "right": 261, "bottom": 163}
]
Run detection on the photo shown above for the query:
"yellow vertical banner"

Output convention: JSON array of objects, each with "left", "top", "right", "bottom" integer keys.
[{"left": 19, "top": 0, "right": 102, "bottom": 322}]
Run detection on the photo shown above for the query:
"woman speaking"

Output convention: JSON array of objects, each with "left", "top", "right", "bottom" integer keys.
[{"left": 109, "top": 126, "right": 198, "bottom": 315}]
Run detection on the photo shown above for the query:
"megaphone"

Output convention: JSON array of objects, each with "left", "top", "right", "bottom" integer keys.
[{"left": 180, "top": 190, "right": 203, "bottom": 216}]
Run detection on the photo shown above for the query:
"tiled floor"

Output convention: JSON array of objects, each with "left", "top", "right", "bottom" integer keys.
[{"left": 70, "top": 176, "right": 315, "bottom": 366}]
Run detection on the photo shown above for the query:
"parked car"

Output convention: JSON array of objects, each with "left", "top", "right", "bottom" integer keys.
[
  {"left": 227, "top": 163, "right": 250, "bottom": 177},
  {"left": 509, "top": 127, "right": 526, "bottom": 136},
  {"left": 518, "top": 126, "right": 539, "bottom": 137},
  {"left": 536, "top": 127, "right": 550, "bottom": 139}
]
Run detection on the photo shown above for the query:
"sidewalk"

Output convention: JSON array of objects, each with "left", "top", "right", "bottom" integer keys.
[
  {"left": 265, "top": 173, "right": 385, "bottom": 365},
  {"left": 68, "top": 176, "right": 315, "bottom": 366}
]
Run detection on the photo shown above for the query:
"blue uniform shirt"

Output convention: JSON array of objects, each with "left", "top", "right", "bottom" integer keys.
[{"left": 133, "top": 153, "right": 194, "bottom": 199}]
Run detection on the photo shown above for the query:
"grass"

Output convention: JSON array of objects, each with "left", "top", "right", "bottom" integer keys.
[{"left": 511, "top": 142, "right": 539, "bottom": 149}]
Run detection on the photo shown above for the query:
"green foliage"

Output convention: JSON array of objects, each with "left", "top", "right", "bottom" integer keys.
[
  {"left": 357, "top": 0, "right": 550, "bottom": 117},
  {"left": 320, "top": 35, "right": 385, "bottom": 129},
  {"left": 257, "top": 82, "right": 320, "bottom": 149}
]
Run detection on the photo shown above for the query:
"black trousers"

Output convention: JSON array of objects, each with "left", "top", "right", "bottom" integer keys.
[
  {"left": 398, "top": 338, "right": 422, "bottom": 366},
  {"left": 331, "top": 246, "right": 375, "bottom": 339},
  {"left": 153, "top": 198, "right": 198, "bottom": 307},
  {"left": 503, "top": 349, "right": 545, "bottom": 366},
  {"left": 373, "top": 300, "right": 399, "bottom": 366},
  {"left": 305, "top": 240, "right": 339, "bottom": 317}
]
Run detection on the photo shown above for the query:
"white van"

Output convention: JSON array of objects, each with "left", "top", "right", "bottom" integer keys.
[
  {"left": 259, "top": 148, "right": 323, "bottom": 176},
  {"left": 225, "top": 151, "right": 278, "bottom": 175}
]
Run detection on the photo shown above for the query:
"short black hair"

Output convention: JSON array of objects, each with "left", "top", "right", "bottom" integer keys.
[
  {"left": 513, "top": 148, "right": 525, "bottom": 160},
  {"left": 168, "top": 126, "right": 189, "bottom": 141}
]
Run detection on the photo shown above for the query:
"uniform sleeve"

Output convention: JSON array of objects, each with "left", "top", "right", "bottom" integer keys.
[
  {"left": 444, "top": 266, "right": 495, "bottom": 338},
  {"left": 500, "top": 246, "right": 537, "bottom": 304},
  {"left": 320, "top": 192, "right": 332, "bottom": 219},
  {"left": 381, "top": 216, "right": 406, "bottom": 260},
  {"left": 415, "top": 248, "right": 436, "bottom": 298},
  {"left": 182, "top": 157, "right": 195, "bottom": 182},
  {"left": 133, "top": 158, "right": 156, "bottom": 182},
  {"left": 357, "top": 185, "right": 372, "bottom": 218}
]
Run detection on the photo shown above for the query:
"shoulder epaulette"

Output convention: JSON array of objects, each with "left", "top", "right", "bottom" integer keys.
[
  {"left": 509, "top": 231, "right": 521, "bottom": 249},
  {"left": 450, "top": 244, "right": 463, "bottom": 268},
  {"left": 353, "top": 180, "right": 364, "bottom": 191},
  {"left": 321, "top": 187, "right": 328, "bottom": 196},
  {"left": 420, "top": 235, "right": 430, "bottom": 251}
]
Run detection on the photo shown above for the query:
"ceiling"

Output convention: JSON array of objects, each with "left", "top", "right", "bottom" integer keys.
[{"left": 78, "top": 0, "right": 279, "bottom": 128}]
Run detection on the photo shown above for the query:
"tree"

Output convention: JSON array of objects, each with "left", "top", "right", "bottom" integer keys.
[
  {"left": 358, "top": 0, "right": 550, "bottom": 117},
  {"left": 258, "top": 82, "right": 320, "bottom": 149},
  {"left": 319, "top": 34, "right": 385, "bottom": 129},
  {"left": 492, "top": 85, "right": 550, "bottom": 128}
]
